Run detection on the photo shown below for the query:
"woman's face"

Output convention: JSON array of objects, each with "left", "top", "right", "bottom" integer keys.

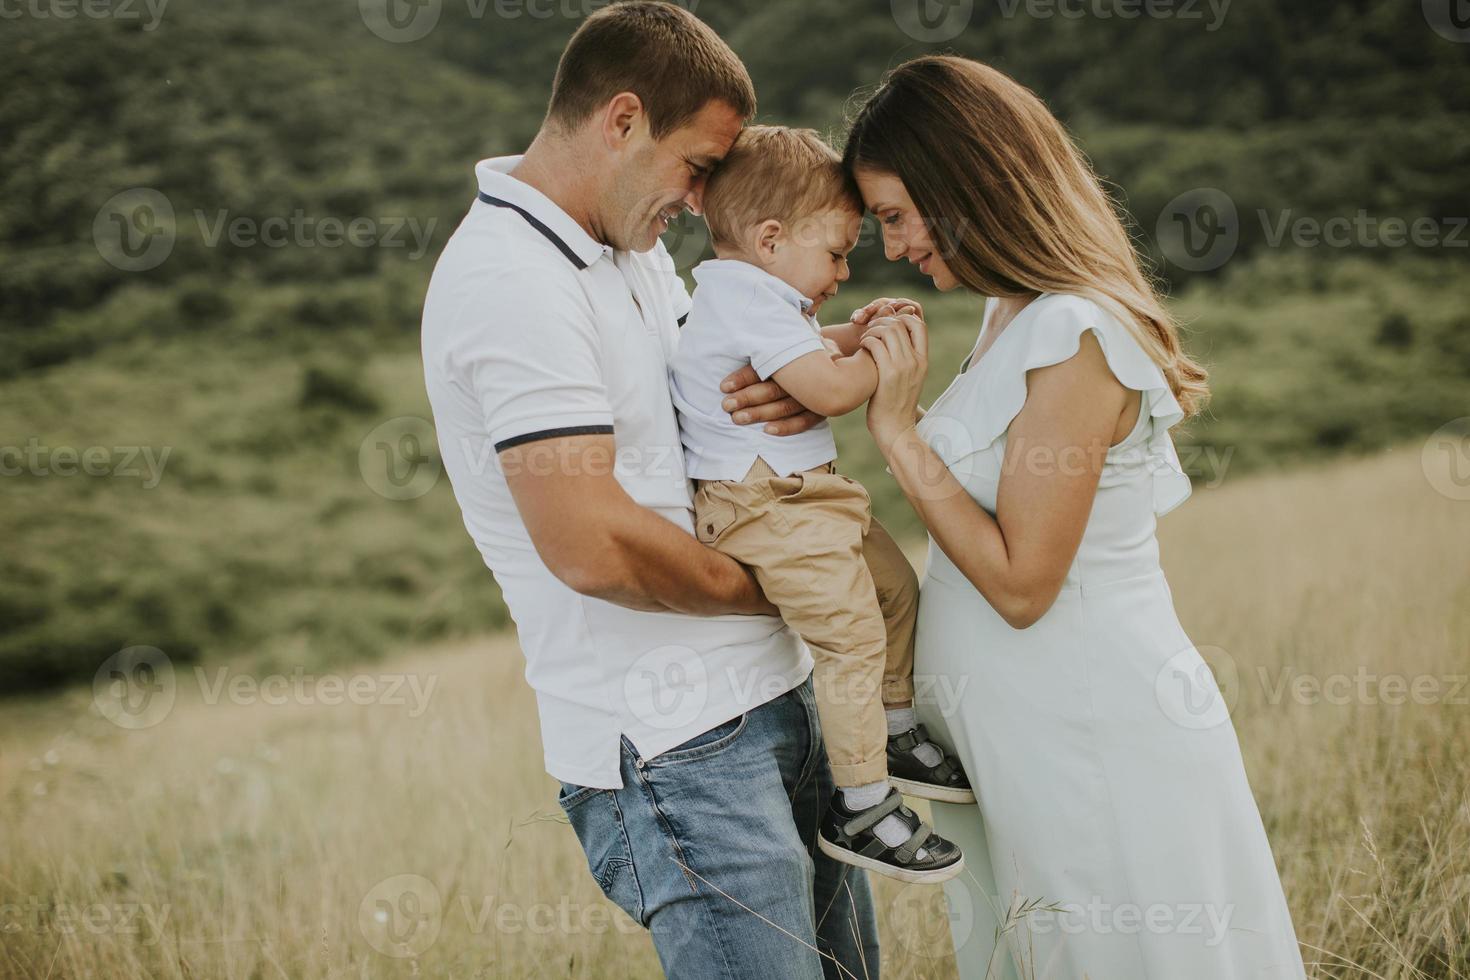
[{"left": 854, "top": 167, "right": 960, "bottom": 291}]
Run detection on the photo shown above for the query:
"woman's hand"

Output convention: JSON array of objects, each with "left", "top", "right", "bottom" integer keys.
[{"left": 859, "top": 312, "right": 929, "bottom": 453}]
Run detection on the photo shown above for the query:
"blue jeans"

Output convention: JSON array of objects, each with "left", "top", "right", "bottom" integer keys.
[{"left": 557, "top": 677, "right": 881, "bottom": 979}]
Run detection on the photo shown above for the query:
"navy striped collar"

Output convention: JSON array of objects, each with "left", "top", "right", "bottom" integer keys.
[
  {"left": 473, "top": 155, "right": 608, "bottom": 271},
  {"left": 477, "top": 191, "right": 588, "bottom": 270}
]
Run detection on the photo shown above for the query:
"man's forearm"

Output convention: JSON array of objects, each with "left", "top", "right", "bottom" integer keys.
[
  {"left": 580, "top": 499, "right": 774, "bottom": 616},
  {"left": 503, "top": 433, "right": 776, "bottom": 617}
]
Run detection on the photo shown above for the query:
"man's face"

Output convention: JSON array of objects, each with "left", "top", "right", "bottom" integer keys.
[{"left": 606, "top": 99, "right": 744, "bottom": 252}]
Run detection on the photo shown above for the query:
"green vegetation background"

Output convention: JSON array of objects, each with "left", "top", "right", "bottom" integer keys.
[{"left": 2, "top": 0, "right": 1467, "bottom": 690}]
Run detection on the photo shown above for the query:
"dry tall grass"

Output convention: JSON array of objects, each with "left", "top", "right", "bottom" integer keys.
[{"left": 2, "top": 444, "right": 1466, "bottom": 979}]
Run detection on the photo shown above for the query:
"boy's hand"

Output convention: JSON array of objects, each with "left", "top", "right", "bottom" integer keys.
[
  {"left": 719, "top": 366, "right": 826, "bottom": 436},
  {"left": 850, "top": 296, "right": 924, "bottom": 326},
  {"left": 822, "top": 337, "right": 844, "bottom": 359}
]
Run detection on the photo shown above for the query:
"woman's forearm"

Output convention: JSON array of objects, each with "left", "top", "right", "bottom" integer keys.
[{"left": 883, "top": 428, "right": 1035, "bottom": 625}]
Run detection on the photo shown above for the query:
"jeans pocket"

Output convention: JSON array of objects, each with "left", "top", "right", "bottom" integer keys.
[
  {"left": 647, "top": 711, "right": 749, "bottom": 766},
  {"left": 556, "top": 783, "right": 642, "bottom": 918}
]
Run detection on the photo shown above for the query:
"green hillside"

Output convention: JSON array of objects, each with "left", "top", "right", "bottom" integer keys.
[{"left": 2, "top": 0, "right": 1467, "bottom": 691}]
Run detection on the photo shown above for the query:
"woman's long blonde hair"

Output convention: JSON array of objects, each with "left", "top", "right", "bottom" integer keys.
[{"left": 842, "top": 55, "right": 1208, "bottom": 418}]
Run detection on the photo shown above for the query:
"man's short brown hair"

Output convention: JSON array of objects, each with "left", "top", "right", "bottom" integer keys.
[
  {"left": 547, "top": 1, "right": 756, "bottom": 140},
  {"left": 702, "top": 126, "right": 863, "bottom": 249}
]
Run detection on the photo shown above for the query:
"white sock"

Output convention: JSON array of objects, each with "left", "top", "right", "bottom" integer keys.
[
  {"left": 840, "top": 780, "right": 928, "bottom": 859},
  {"left": 885, "top": 707, "right": 943, "bottom": 767},
  {"left": 885, "top": 706, "right": 917, "bottom": 735}
]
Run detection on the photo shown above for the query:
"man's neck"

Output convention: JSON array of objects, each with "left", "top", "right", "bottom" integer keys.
[{"left": 510, "top": 132, "right": 603, "bottom": 245}]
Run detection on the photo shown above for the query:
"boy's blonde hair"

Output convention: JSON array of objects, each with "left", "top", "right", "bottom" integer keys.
[{"left": 702, "top": 125, "right": 862, "bottom": 249}]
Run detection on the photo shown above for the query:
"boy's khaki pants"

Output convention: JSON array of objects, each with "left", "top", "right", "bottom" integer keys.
[{"left": 693, "top": 457, "right": 918, "bottom": 787}]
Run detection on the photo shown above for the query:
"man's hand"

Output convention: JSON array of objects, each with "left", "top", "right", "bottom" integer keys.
[{"left": 718, "top": 365, "right": 826, "bottom": 436}]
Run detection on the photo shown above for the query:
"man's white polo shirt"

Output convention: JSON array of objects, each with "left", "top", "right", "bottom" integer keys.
[{"left": 421, "top": 155, "right": 811, "bottom": 789}]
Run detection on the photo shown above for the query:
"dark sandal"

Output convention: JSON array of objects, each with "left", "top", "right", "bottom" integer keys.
[
  {"left": 817, "top": 788, "right": 964, "bottom": 884},
  {"left": 888, "top": 725, "right": 976, "bottom": 804}
]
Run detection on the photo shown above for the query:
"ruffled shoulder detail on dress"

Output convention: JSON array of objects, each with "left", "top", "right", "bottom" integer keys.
[{"left": 939, "top": 293, "right": 1192, "bottom": 516}]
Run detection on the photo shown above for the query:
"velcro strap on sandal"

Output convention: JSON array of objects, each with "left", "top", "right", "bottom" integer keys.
[
  {"left": 931, "top": 757, "right": 959, "bottom": 783},
  {"left": 890, "top": 729, "right": 920, "bottom": 753},
  {"left": 894, "top": 822, "right": 932, "bottom": 865},
  {"left": 841, "top": 791, "right": 904, "bottom": 838},
  {"left": 890, "top": 725, "right": 932, "bottom": 754}
]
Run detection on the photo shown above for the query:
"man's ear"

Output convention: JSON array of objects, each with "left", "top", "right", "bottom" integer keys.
[
  {"left": 753, "top": 219, "right": 783, "bottom": 260},
  {"left": 600, "top": 92, "right": 645, "bottom": 152}
]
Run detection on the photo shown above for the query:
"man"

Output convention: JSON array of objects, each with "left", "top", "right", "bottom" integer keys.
[{"left": 420, "top": 3, "right": 879, "bottom": 976}]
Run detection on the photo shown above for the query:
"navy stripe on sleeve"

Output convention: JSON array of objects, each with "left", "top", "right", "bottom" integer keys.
[{"left": 493, "top": 424, "right": 615, "bottom": 453}]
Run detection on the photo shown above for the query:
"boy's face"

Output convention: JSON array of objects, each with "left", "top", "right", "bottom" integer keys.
[{"left": 763, "top": 206, "right": 862, "bottom": 316}]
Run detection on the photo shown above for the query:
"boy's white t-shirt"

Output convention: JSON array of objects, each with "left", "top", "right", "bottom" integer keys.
[{"left": 670, "top": 259, "right": 840, "bottom": 480}]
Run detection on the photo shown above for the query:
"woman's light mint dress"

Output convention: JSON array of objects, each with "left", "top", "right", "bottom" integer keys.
[{"left": 913, "top": 294, "right": 1307, "bottom": 979}]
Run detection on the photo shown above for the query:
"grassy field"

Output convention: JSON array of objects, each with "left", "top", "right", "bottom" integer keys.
[{"left": 2, "top": 445, "right": 1467, "bottom": 979}]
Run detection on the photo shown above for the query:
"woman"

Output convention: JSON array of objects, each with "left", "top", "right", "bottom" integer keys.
[{"left": 842, "top": 56, "right": 1308, "bottom": 978}]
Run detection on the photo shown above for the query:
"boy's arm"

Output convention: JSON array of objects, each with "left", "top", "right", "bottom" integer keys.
[
  {"left": 821, "top": 297, "right": 925, "bottom": 356},
  {"left": 770, "top": 348, "right": 878, "bottom": 418},
  {"left": 819, "top": 320, "right": 866, "bottom": 357}
]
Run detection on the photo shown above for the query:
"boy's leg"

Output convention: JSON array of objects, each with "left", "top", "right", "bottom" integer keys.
[
  {"left": 556, "top": 681, "right": 880, "bottom": 979},
  {"left": 861, "top": 517, "right": 975, "bottom": 806},
  {"left": 694, "top": 468, "right": 890, "bottom": 789},
  {"left": 860, "top": 516, "right": 919, "bottom": 711}
]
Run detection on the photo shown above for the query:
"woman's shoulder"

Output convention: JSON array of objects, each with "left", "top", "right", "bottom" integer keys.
[
  {"left": 1017, "top": 293, "right": 1127, "bottom": 348},
  {"left": 1003, "top": 293, "right": 1166, "bottom": 392}
]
